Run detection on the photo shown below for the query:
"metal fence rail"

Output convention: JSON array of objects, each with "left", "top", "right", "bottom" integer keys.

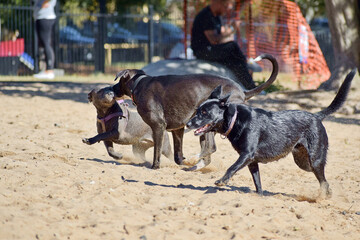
[
  {"left": 0, "top": 2, "right": 34, "bottom": 75},
  {"left": 0, "top": 1, "right": 334, "bottom": 76},
  {"left": 0, "top": 1, "right": 184, "bottom": 76}
]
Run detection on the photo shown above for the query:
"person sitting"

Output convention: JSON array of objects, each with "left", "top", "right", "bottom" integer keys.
[{"left": 191, "top": 0, "right": 257, "bottom": 89}]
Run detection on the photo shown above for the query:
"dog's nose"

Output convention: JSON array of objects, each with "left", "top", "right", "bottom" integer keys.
[{"left": 105, "top": 91, "right": 114, "bottom": 100}]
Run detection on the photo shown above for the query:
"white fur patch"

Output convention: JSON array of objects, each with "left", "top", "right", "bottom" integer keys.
[
  {"left": 189, "top": 159, "right": 206, "bottom": 171},
  {"left": 253, "top": 56, "right": 263, "bottom": 62}
]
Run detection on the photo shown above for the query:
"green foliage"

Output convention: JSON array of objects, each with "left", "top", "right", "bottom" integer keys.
[
  {"left": 57, "top": 0, "right": 169, "bottom": 16},
  {"left": 0, "top": 0, "right": 34, "bottom": 41},
  {"left": 112, "top": 0, "right": 168, "bottom": 15},
  {"left": 59, "top": 0, "right": 98, "bottom": 13},
  {"left": 255, "top": 78, "right": 288, "bottom": 93},
  {"left": 0, "top": 0, "right": 31, "bottom": 6},
  {"left": 291, "top": 0, "right": 326, "bottom": 18}
]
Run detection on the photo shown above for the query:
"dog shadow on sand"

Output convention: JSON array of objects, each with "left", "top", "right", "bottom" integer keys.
[
  {"left": 82, "top": 157, "right": 152, "bottom": 168},
  {"left": 0, "top": 81, "right": 106, "bottom": 103},
  {"left": 82, "top": 157, "right": 318, "bottom": 203}
]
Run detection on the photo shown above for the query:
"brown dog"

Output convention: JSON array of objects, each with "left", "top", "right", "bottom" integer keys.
[
  {"left": 113, "top": 54, "right": 278, "bottom": 170},
  {"left": 82, "top": 85, "right": 173, "bottom": 162}
]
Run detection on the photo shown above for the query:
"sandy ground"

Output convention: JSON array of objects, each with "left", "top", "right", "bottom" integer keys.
[{"left": 0, "top": 76, "right": 360, "bottom": 240}]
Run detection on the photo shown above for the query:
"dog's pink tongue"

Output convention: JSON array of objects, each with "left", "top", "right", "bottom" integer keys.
[
  {"left": 194, "top": 124, "right": 209, "bottom": 135},
  {"left": 194, "top": 128, "right": 201, "bottom": 135}
]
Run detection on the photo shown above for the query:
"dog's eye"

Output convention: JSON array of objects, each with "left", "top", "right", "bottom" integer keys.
[{"left": 202, "top": 110, "right": 207, "bottom": 115}]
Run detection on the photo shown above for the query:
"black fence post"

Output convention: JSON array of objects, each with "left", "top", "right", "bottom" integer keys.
[
  {"left": 53, "top": 0, "right": 60, "bottom": 69},
  {"left": 33, "top": 5, "right": 39, "bottom": 74},
  {"left": 148, "top": 5, "right": 154, "bottom": 63},
  {"left": 95, "top": 0, "right": 106, "bottom": 73}
]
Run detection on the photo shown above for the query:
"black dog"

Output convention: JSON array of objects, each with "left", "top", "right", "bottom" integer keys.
[
  {"left": 113, "top": 54, "right": 278, "bottom": 170},
  {"left": 187, "top": 69, "right": 357, "bottom": 198}
]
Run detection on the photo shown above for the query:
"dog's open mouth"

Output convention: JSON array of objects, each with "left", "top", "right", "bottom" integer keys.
[{"left": 194, "top": 124, "right": 212, "bottom": 136}]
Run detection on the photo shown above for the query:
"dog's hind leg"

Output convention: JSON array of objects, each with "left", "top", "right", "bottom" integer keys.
[
  {"left": 310, "top": 149, "right": 331, "bottom": 199},
  {"left": 312, "top": 163, "right": 331, "bottom": 199},
  {"left": 171, "top": 128, "right": 185, "bottom": 165},
  {"left": 132, "top": 142, "right": 152, "bottom": 161},
  {"left": 104, "top": 141, "right": 123, "bottom": 160},
  {"left": 292, "top": 143, "right": 312, "bottom": 172},
  {"left": 292, "top": 143, "right": 331, "bottom": 199},
  {"left": 248, "top": 162, "right": 263, "bottom": 194}
]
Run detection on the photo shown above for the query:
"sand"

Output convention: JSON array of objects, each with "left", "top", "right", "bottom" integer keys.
[{"left": 0, "top": 77, "right": 359, "bottom": 240}]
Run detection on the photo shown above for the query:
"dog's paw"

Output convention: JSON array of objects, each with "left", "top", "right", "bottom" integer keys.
[
  {"left": 151, "top": 164, "right": 160, "bottom": 170},
  {"left": 111, "top": 153, "right": 123, "bottom": 160},
  {"left": 174, "top": 156, "right": 185, "bottom": 166},
  {"left": 182, "top": 166, "right": 197, "bottom": 171},
  {"left": 215, "top": 179, "right": 226, "bottom": 186},
  {"left": 82, "top": 138, "right": 91, "bottom": 145}
]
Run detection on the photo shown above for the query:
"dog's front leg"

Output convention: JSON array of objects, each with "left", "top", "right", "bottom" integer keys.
[
  {"left": 201, "top": 132, "right": 217, "bottom": 157},
  {"left": 185, "top": 132, "right": 216, "bottom": 171},
  {"left": 82, "top": 130, "right": 119, "bottom": 145},
  {"left": 215, "top": 152, "right": 254, "bottom": 186},
  {"left": 151, "top": 125, "right": 166, "bottom": 169}
]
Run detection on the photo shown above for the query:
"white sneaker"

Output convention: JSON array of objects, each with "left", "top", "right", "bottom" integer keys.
[
  {"left": 247, "top": 58, "right": 263, "bottom": 72},
  {"left": 34, "top": 71, "right": 55, "bottom": 80}
]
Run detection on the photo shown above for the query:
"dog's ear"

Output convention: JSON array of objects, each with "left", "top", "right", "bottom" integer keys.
[
  {"left": 209, "top": 85, "right": 222, "bottom": 99},
  {"left": 88, "top": 89, "right": 95, "bottom": 103},
  {"left": 220, "top": 93, "right": 231, "bottom": 107},
  {"left": 114, "top": 70, "right": 131, "bottom": 82}
]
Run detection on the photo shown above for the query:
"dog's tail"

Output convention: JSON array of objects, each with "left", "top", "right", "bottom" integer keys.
[
  {"left": 244, "top": 54, "right": 279, "bottom": 101},
  {"left": 316, "top": 68, "right": 357, "bottom": 120}
]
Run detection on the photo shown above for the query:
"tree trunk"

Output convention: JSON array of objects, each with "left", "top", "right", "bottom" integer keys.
[{"left": 318, "top": 0, "right": 360, "bottom": 90}]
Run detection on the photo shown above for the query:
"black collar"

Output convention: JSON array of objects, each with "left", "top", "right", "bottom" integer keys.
[
  {"left": 130, "top": 74, "right": 147, "bottom": 105},
  {"left": 131, "top": 74, "right": 147, "bottom": 95}
]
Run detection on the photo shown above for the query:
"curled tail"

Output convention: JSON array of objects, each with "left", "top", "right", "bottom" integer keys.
[
  {"left": 316, "top": 68, "right": 357, "bottom": 120},
  {"left": 244, "top": 54, "right": 279, "bottom": 101}
]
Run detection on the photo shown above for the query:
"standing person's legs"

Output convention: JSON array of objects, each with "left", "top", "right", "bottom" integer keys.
[{"left": 36, "top": 19, "right": 55, "bottom": 71}]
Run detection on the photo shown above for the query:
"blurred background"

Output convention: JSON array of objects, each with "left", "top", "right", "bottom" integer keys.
[{"left": 0, "top": 0, "right": 349, "bottom": 86}]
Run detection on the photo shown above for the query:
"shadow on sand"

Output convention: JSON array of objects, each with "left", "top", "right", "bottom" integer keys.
[
  {"left": 0, "top": 81, "right": 107, "bottom": 103},
  {"left": 83, "top": 157, "right": 312, "bottom": 201}
]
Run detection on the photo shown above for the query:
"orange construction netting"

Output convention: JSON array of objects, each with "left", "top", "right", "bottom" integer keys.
[{"left": 184, "top": 0, "right": 331, "bottom": 89}]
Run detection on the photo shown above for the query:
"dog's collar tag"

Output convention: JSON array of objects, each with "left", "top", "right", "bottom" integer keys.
[{"left": 221, "top": 108, "right": 237, "bottom": 139}]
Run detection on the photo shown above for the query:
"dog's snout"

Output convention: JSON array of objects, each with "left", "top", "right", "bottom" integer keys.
[{"left": 112, "top": 83, "right": 123, "bottom": 97}]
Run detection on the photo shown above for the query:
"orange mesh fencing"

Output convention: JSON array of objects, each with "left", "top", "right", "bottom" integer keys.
[{"left": 184, "top": 0, "right": 331, "bottom": 89}]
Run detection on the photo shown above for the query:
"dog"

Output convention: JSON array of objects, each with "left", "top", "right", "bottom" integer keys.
[
  {"left": 112, "top": 54, "right": 278, "bottom": 170},
  {"left": 82, "top": 85, "right": 172, "bottom": 162},
  {"left": 186, "top": 69, "right": 357, "bottom": 198}
]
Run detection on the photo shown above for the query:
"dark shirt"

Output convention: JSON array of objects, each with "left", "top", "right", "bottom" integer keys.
[{"left": 191, "top": 6, "right": 222, "bottom": 55}]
